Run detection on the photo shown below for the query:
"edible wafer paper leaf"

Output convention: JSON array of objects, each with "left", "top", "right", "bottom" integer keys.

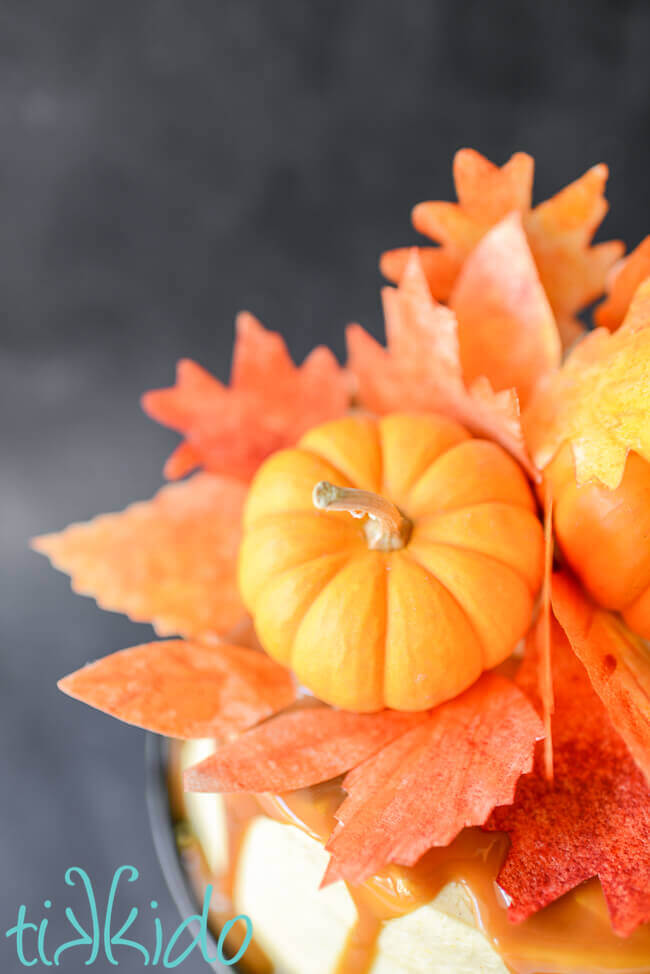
[
  {"left": 59, "top": 640, "right": 296, "bottom": 739},
  {"left": 33, "top": 474, "right": 247, "bottom": 640},
  {"left": 143, "top": 312, "right": 349, "bottom": 482},
  {"left": 552, "top": 572, "right": 650, "bottom": 786},
  {"left": 486, "top": 615, "right": 650, "bottom": 937},
  {"left": 184, "top": 707, "right": 423, "bottom": 793},
  {"left": 524, "top": 278, "right": 650, "bottom": 489},
  {"left": 381, "top": 150, "right": 622, "bottom": 345},
  {"left": 594, "top": 236, "right": 650, "bottom": 332},
  {"left": 381, "top": 149, "right": 534, "bottom": 302},
  {"left": 347, "top": 250, "right": 536, "bottom": 476},
  {"left": 449, "top": 212, "right": 560, "bottom": 405},
  {"left": 322, "top": 673, "right": 542, "bottom": 887}
]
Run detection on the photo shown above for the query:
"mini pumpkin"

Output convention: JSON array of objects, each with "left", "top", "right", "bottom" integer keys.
[
  {"left": 238, "top": 413, "right": 544, "bottom": 711},
  {"left": 544, "top": 443, "right": 650, "bottom": 639}
]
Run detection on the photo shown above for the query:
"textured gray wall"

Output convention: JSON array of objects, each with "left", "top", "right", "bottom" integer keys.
[{"left": 3, "top": 2, "right": 650, "bottom": 970}]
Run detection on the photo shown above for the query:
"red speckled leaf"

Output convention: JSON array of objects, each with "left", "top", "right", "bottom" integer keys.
[
  {"left": 381, "top": 150, "right": 622, "bottom": 345},
  {"left": 552, "top": 572, "right": 650, "bottom": 785},
  {"left": 143, "top": 312, "right": 349, "bottom": 481},
  {"left": 449, "top": 213, "right": 560, "bottom": 405},
  {"left": 322, "top": 673, "right": 542, "bottom": 887},
  {"left": 184, "top": 707, "right": 423, "bottom": 793},
  {"left": 33, "top": 474, "right": 247, "bottom": 640},
  {"left": 486, "top": 615, "right": 650, "bottom": 937},
  {"left": 58, "top": 640, "right": 296, "bottom": 739},
  {"left": 595, "top": 236, "right": 650, "bottom": 331},
  {"left": 347, "top": 249, "right": 536, "bottom": 476}
]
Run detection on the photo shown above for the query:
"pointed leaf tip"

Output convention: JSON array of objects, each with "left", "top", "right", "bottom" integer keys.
[
  {"left": 450, "top": 212, "right": 561, "bottom": 406},
  {"left": 59, "top": 640, "right": 296, "bottom": 739}
]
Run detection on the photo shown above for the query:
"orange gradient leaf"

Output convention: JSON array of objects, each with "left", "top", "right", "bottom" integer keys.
[
  {"left": 524, "top": 278, "right": 650, "bottom": 489},
  {"left": 487, "top": 617, "right": 650, "bottom": 936},
  {"left": 33, "top": 474, "right": 247, "bottom": 639},
  {"left": 595, "top": 236, "right": 650, "bottom": 331},
  {"left": 58, "top": 640, "right": 296, "bottom": 739},
  {"left": 381, "top": 150, "right": 622, "bottom": 344},
  {"left": 525, "top": 162, "right": 623, "bottom": 340},
  {"left": 380, "top": 150, "right": 534, "bottom": 303},
  {"left": 449, "top": 212, "right": 560, "bottom": 404},
  {"left": 347, "top": 249, "right": 536, "bottom": 476},
  {"left": 552, "top": 572, "right": 650, "bottom": 785},
  {"left": 184, "top": 707, "right": 423, "bottom": 793},
  {"left": 143, "top": 312, "right": 349, "bottom": 482},
  {"left": 322, "top": 674, "right": 542, "bottom": 887}
]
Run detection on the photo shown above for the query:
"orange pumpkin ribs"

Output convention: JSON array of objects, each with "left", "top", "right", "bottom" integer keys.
[{"left": 239, "top": 412, "right": 543, "bottom": 712}]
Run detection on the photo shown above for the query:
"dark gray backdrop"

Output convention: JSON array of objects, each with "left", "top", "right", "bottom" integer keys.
[{"left": 3, "top": 2, "right": 650, "bottom": 971}]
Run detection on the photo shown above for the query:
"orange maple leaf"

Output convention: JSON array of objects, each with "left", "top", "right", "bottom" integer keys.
[
  {"left": 594, "top": 236, "right": 650, "bottom": 331},
  {"left": 524, "top": 278, "right": 650, "bottom": 489},
  {"left": 347, "top": 249, "right": 537, "bottom": 477},
  {"left": 143, "top": 311, "right": 350, "bottom": 482},
  {"left": 32, "top": 474, "right": 247, "bottom": 640},
  {"left": 321, "top": 673, "right": 542, "bottom": 887},
  {"left": 381, "top": 149, "right": 623, "bottom": 344},
  {"left": 184, "top": 707, "right": 423, "bottom": 793},
  {"left": 58, "top": 640, "right": 296, "bottom": 739}
]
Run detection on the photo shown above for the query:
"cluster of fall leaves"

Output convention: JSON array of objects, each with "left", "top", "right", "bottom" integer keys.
[{"left": 35, "top": 150, "right": 650, "bottom": 938}]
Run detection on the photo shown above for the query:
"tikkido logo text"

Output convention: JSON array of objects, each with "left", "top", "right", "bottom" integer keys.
[{"left": 6, "top": 865, "right": 252, "bottom": 968}]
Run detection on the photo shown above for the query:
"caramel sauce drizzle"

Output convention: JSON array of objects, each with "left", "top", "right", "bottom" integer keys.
[{"left": 169, "top": 744, "right": 650, "bottom": 974}]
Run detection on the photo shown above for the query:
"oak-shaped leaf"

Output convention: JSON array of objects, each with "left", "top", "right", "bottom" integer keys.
[
  {"left": 347, "top": 249, "right": 536, "bottom": 476},
  {"left": 321, "top": 673, "right": 542, "bottom": 887},
  {"left": 381, "top": 149, "right": 623, "bottom": 344},
  {"left": 143, "top": 312, "right": 350, "bottom": 482},
  {"left": 33, "top": 473, "right": 247, "bottom": 640}
]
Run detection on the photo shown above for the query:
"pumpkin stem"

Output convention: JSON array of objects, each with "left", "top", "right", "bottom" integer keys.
[{"left": 312, "top": 481, "right": 412, "bottom": 551}]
